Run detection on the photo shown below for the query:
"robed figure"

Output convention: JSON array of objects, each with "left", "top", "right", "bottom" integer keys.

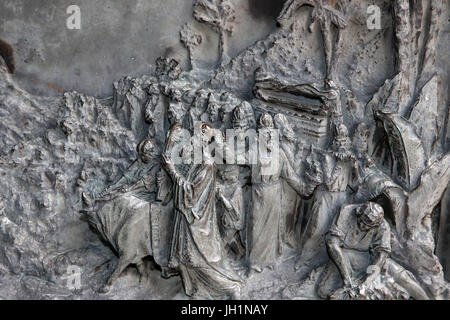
[
  {"left": 246, "top": 114, "right": 322, "bottom": 275},
  {"left": 162, "top": 122, "right": 241, "bottom": 299}
]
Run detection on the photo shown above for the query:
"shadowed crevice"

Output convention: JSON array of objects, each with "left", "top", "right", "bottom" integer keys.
[
  {"left": 247, "top": 0, "right": 285, "bottom": 21},
  {"left": 0, "top": 39, "right": 15, "bottom": 74}
]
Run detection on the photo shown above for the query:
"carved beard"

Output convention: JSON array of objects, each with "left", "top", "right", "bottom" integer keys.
[
  {"left": 141, "top": 152, "right": 157, "bottom": 164},
  {"left": 283, "top": 128, "right": 296, "bottom": 143},
  {"left": 332, "top": 138, "right": 351, "bottom": 161},
  {"left": 260, "top": 130, "right": 274, "bottom": 153},
  {"left": 209, "top": 112, "right": 219, "bottom": 123}
]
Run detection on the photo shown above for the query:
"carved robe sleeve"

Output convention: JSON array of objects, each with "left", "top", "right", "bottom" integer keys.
[
  {"left": 173, "top": 162, "right": 214, "bottom": 222},
  {"left": 280, "top": 150, "right": 315, "bottom": 197},
  {"left": 369, "top": 221, "right": 392, "bottom": 255}
]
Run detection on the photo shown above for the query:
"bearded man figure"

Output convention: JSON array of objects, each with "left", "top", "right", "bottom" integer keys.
[
  {"left": 246, "top": 113, "right": 322, "bottom": 276},
  {"left": 163, "top": 121, "right": 242, "bottom": 299}
]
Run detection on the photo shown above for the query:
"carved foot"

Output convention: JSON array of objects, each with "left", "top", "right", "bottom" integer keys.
[
  {"left": 161, "top": 267, "right": 179, "bottom": 279},
  {"left": 98, "top": 283, "right": 112, "bottom": 294},
  {"left": 139, "top": 274, "right": 151, "bottom": 286},
  {"left": 81, "top": 192, "right": 94, "bottom": 208},
  {"left": 229, "top": 285, "right": 241, "bottom": 300},
  {"left": 245, "top": 265, "right": 262, "bottom": 278}
]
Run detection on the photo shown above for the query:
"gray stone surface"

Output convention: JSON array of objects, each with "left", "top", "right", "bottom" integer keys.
[
  {"left": 0, "top": 0, "right": 448, "bottom": 300},
  {"left": 0, "top": 0, "right": 282, "bottom": 97}
]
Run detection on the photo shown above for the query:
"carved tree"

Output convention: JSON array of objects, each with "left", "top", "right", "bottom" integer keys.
[
  {"left": 193, "top": 0, "right": 235, "bottom": 66},
  {"left": 180, "top": 23, "right": 203, "bottom": 70},
  {"left": 277, "top": 0, "right": 349, "bottom": 83},
  {"left": 365, "top": 0, "right": 447, "bottom": 298},
  {"left": 393, "top": 0, "right": 442, "bottom": 114}
]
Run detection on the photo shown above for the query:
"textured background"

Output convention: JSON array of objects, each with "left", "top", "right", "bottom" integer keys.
[{"left": 0, "top": 0, "right": 285, "bottom": 97}]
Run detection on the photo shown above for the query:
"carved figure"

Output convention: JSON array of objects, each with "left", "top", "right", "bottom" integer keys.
[
  {"left": 216, "top": 165, "right": 245, "bottom": 262},
  {"left": 296, "top": 123, "right": 353, "bottom": 272},
  {"left": 163, "top": 122, "right": 242, "bottom": 299},
  {"left": 193, "top": 0, "right": 235, "bottom": 66},
  {"left": 82, "top": 139, "right": 165, "bottom": 293},
  {"left": 274, "top": 113, "right": 303, "bottom": 248},
  {"left": 317, "top": 202, "right": 429, "bottom": 300},
  {"left": 246, "top": 113, "right": 322, "bottom": 276},
  {"left": 277, "top": 0, "right": 348, "bottom": 82},
  {"left": 187, "top": 89, "right": 208, "bottom": 132}
]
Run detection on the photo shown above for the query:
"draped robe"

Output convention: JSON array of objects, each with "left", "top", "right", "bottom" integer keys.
[
  {"left": 247, "top": 149, "right": 314, "bottom": 270},
  {"left": 168, "top": 159, "right": 241, "bottom": 298}
]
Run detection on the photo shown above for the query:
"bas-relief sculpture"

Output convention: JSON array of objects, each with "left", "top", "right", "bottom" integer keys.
[{"left": 0, "top": 0, "right": 448, "bottom": 300}]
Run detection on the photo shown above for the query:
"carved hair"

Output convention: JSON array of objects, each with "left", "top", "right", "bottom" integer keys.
[
  {"left": 165, "top": 122, "right": 183, "bottom": 152},
  {"left": 200, "top": 121, "right": 213, "bottom": 134},
  {"left": 258, "top": 112, "right": 274, "bottom": 129},
  {"left": 232, "top": 105, "right": 248, "bottom": 128},
  {"left": 274, "top": 113, "right": 295, "bottom": 140},
  {"left": 335, "top": 123, "right": 349, "bottom": 137},
  {"left": 147, "top": 83, "right": 160, "bottom": 95},
  {"left": 136, "top": 139, "right": 155, "bottom": 157},
  {"left": 168, "top": 101, "right": 186, "bottom": 117},
  {"left": 356, "top": 202, "right": 384, "bottom": 228}
]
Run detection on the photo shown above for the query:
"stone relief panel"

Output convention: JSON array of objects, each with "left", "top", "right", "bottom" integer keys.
[{"left": 0, "top": 0, "right": 448, "bottom": 300}]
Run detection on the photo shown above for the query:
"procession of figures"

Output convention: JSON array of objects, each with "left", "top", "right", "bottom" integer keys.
[
  {"left": 80, "top": 78, "right": 445, "bottom": 300},
  {"left": 69, "top": 0, "right": 450, "bottom": 300}
]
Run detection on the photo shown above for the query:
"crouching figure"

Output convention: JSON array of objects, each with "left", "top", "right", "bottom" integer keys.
[{"left": 317, "top": 202, "right": 429, "bottom": 300}]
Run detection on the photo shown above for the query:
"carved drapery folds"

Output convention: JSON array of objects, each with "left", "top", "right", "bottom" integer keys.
[{"left": 0, "top": 0, "right": 448, "bottom": 300}]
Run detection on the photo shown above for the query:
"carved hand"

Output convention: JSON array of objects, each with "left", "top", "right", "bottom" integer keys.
[
  {"left": 120, "top": 186, "right": 129, "bottom": 193},
  {"left": 306, "top": 161, "right": 323, "bottom": 185},
  {"left": 97, "top": 188, "right": 112, "bottom": 199},
  {"left": 144, "top": 110, "right": 154, "bottom": 124},
  {"left": 308, "top": 21, "right": 315, "bottom": 33},
  {"left": 162, "top": 154, "right": 175, "bottom": 171}
]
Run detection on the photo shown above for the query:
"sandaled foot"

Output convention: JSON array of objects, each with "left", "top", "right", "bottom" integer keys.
[
  {"left": 230, "top": 285, "right": 241, "bottom": 300},
  {"left": 161, "top": 267, "right": 179, "bottom": 279},
  {"left": 98, "top": 283, "right": 111, "bottom": 294},
  {"left": 245, "top": 265, "right": 262, "bottom": 278}
]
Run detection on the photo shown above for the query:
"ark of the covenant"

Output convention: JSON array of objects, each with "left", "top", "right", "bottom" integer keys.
[{"left": 0, "top": 0, "right": 448, "bottom": 300}]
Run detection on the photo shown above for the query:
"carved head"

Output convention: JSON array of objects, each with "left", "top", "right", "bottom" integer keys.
[
  {"left": 165, "top": 122, "right": 183, "bottom": 150},
  {"left": 167, "top": 59, "right": 182, "bottom": 80},
  {"left": 193, "top": 121, "right": 215, "bottom": 147},
  {"left": 356, "top": 202, "right": 384, "bottom": 231},
  {"left": 218, "top": 165, "right": 239, "bottom": 183},
  {"left": 200, "top": 122, "right": 215, "bottom": 143},
  {"left": 335, "top": 123, "right": 348, "bottom": 137},
  {"left": 331, "top": 123, "right": 352, "bottom": 159},
  {"left": 354, "top": 122, "right": 370, "bottom": 141},
  {"left": 274, "top": 113, "right": 295, "bottom": 142},
  {"left": 220, "top": 91, "right": 232, "bottom": 102},
  {"left": 147, "top": 83, "right": 160, "bottom": 95},
  {"left": 170, "top": 88, "right": 182, "bottom": 102},
  {"left": 137, "top": 139, "right": 157, "bottom": 164},
  {"left": 167, "top": 102, "right": 185, "bottom": 125},
  {"left": 182, "top": 90, "right": 196, "bottom": 104},
  {"left": 193, "top": 89, "right": 208, "bottom": 108},
  {"left": 258, "top": 113, "right": 274, "bottom": 129},
  {"left": 219, "top": 106, "right": 228, "bottom": 122},
  {"left": 232, "top": 106, "right": 248, "bottom": 130},
  {"left": 258, "top": 113, "right": 276, "bottom": 150},
  {"left": 206, "top": 101, "right": 221, "bottom": 123},
  {"left": 353, "top": 122, "right": 371, "bottom": 156}
]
